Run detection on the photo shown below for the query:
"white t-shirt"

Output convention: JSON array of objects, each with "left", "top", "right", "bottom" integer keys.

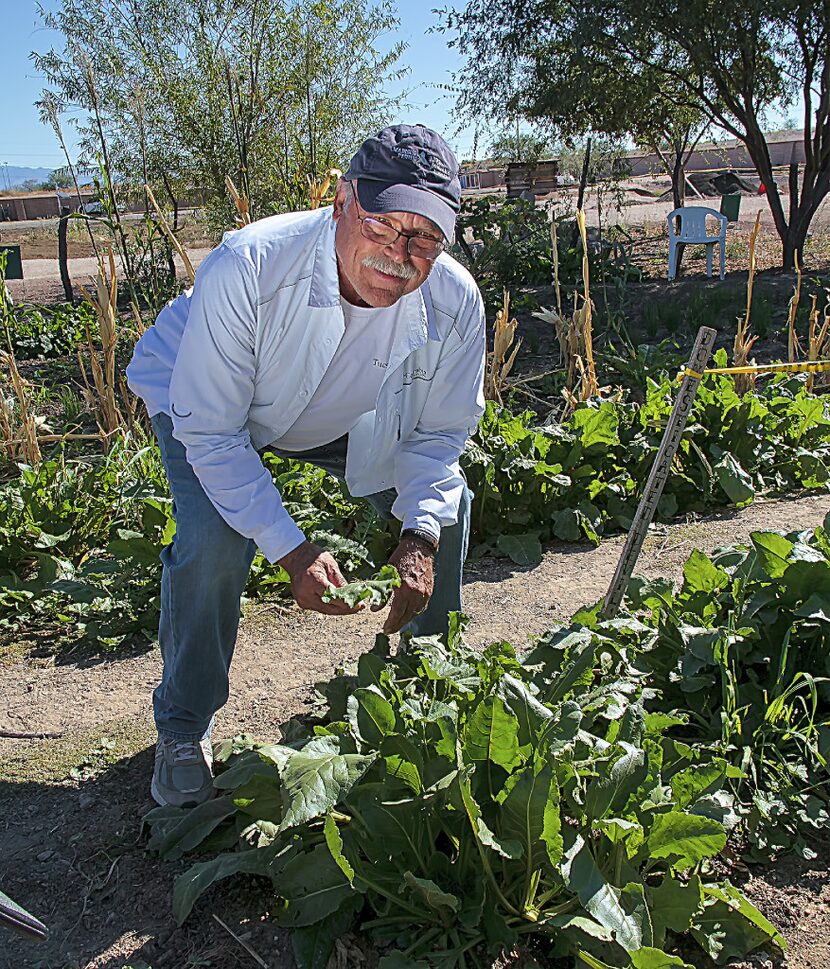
[{"left": 272, "top": 297, "right": 405, "bottom": 451}]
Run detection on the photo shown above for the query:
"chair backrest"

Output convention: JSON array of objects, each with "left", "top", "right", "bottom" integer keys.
[{"left": 667, "top": 206, "right": 727, "bottom": 242}]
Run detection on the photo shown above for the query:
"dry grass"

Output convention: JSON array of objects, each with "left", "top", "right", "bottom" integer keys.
[
  {"left": 732, "top": 212, "right": 762, "bottom": 395},
  {"left": 0, "top": 344, "right": 44, "bottom": 465},
  {"left": 484, "top": 290, "right": 522, "bottom": 404}
]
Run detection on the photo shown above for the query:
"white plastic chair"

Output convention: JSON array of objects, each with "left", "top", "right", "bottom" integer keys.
[{"left": 667, "top": 207, "right": 728, "bottom": 281}]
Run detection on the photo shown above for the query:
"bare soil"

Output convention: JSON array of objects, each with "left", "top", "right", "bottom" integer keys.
[{"left": 2, "top": 493, "right": 830, "bottom": 969}]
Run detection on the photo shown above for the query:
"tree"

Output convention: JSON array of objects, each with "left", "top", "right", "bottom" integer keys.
[
  {"left": 34, "top": 0, "right": 405, "bottom": 219},
  {"left": 441, "top": 0, "right": 830, "bottom": 269},
  {"left": 487, "top": 130, "right": 556, "bottom": 164}
]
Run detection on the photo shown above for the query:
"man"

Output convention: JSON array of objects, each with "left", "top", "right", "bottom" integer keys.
[{"left": 127, "top": 124, "right": 486, "bottom": 808}]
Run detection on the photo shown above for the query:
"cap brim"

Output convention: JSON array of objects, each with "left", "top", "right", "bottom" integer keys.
[{"left": 354, "top": 181, "right": 455, "bottom": 243}]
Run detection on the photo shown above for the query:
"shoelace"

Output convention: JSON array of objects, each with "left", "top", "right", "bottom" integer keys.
[{"left": 170, "top": 741, "right": 201, "bottom": 764}]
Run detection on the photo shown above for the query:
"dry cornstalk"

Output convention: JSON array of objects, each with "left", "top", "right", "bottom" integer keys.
[
  {"left": 484, "top": 290, "right": 522, "bottom": 404},
  {"left": 550, "top": 209, "right": 563, "bottom": 317},
  {"left": 78, "top": 248, "right": 125, "bottom": 440},
  {"left": 225, "top": 175, "right": 251, "bottom": 227},
  {"left": 145, "top": 184, "right": 196, "bottom": 284},
  {"left": 733, "top": 212, "right": 761, "bottom": 395},
  {"left": 806, "top": 294, "right": 830, "bottom": 394},
  {"left": 532, "top": 209, "right": 598, "bottom": 408},
  {"left": 307, "top": 168, "right": 343, "bottom": 209},
  {"left": 787, "top": 252, "right": 803, "bottom": 363},
  {"left": 0, "top": 346, "right": 43, "bottom": 464}
]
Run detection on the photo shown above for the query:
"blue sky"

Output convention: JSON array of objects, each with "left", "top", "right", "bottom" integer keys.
[{"left": 0, "top": 1, "right": 480, "bottom": 172}]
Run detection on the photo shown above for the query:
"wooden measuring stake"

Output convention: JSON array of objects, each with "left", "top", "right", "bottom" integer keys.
[{"left": 602, "top": 325, "right": 717, "bottom": 618}]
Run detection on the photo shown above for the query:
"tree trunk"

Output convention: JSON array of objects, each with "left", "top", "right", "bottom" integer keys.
[{"left": 57, "top": 211, "right": 73, "bottom": 305}]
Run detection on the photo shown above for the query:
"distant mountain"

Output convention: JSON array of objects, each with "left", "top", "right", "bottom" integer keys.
[
  {"left": 1, "top": 166, "right": 55, "bottom": 189},
  {"left": 0, "top": 166, "right": 95, "bottom": 190}
]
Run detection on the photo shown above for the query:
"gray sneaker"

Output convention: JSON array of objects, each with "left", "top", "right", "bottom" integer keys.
[{"left": 151, "top": 737, "right": 215, "bottom": 808}]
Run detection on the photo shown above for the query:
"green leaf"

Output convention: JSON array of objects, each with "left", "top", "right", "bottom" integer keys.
[
  {"left": 146, "top": 796, "right": 238, "bottom": 861},
  {"left": 322, "top": 564, "right": 400, "bottom": 607},
  {"left": 629, "top": 949, "right": 693, "bottom": 969},
  {"left": 713, "top": 452, "right": 755, "bottom": 504},
  {"left": 278, "top": 736, "right": 376, "bottom": 832},
  {"left": 273, "top": 842, "right": 354, "bottom": 928},
  {"left": 645, "top": 812, "right": 727, "bottom": 869},
  {"left": 348, "top": 687, "right": 396, "bottom": 746},
  {"left": 402, "top": 871, "right": 459, "bottom": 913},
  {"left": 750, "top": 531, "right": 794, "bottom": 579},
  {"left": 462, "top": 696, "right": 523, "bottom": 771},
  {"left": 584, "top": 742, "right": 647, "bottom": 820},
  {"left": 670, "top": 763, "right": 728, "bottom": 809},
  {"left": 497, "top": 532, "right": 543, "bottom": 566},
  {"left": 681, "top": 550, "right": 729, "bottom": 595},
  {"left": 649, "top": 874, "right": 703, "bottom": 946},
  {"left": 561, "top": 834, "right": 645, "bottom": 951},
  {"left": 172, "top": 848, "right": 279, "bottom": 924},
  {"left": 324, "top": 814, "right": 355, "bottom": 884},
  {"left": 459, "top": 773, "right": 523, "bottom": 859},
  {"left": 292, "top": 896, "right": 362, "bottom": 969},
  {"left": 499, "top": 761, "right": 562, "bottom": 868}
]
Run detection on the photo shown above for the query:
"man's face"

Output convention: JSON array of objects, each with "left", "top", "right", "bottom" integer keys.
[{"left": 332, "top": 180, "right": 443, "bottom": 308}]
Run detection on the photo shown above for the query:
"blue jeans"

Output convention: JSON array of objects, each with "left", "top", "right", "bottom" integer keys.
[{"left": 150, "top": 412, "right": 471, "bottom": 740}]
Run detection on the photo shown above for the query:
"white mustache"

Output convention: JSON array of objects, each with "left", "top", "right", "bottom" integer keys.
[{"left": 362, "top": 253, "right": 418, "bottom": 281}]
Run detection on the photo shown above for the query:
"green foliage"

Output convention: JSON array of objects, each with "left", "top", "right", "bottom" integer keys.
[
  {"left": 464, "top": 358, "right": 830, "bottom": 562},
  {"left": 2, "top": 299, "right": 96, "bottom": 360},
  {"left": 146, "top": 621, "right": 784, "bottom": 968},
  {"left": 624, "top": 520, "right": 830, "bottom": 859},
  {"left": 0, "top": 443, "right": 395, "bottom": 651}
]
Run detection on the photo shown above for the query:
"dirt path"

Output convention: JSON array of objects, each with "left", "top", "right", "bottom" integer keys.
[{"left": 2, "top": 493, "right": 830, "bottom": 969}]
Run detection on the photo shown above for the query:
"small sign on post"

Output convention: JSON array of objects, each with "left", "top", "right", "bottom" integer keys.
[{"left": 602, "top": 325, "right": 718, "bottom": 618}]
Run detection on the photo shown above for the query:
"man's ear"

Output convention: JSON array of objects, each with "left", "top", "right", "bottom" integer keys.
[{"left": 332, "top": 178, "right": 348, "bottom": 222}]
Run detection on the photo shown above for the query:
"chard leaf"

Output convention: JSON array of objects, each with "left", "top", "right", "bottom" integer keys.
[
  {"left": 347, "top": 686, "right": 396, "bottom": 746},
  {"left": 146, "top": 796, "right": 238, "bottom": 861},
  {"left": 462, "top": 696, "right": 523, "bottom": 771},
  {"left": 649, "top": 873, "right": 703, "bottom": 945},
  {"left": 291, "top": 895, "right": 362, "bottom": 969},
  {"left": 645, "top": 812, "right": 726, "bottom": 869},
  {"left": 402, "top": 871, "right": 459, "bottom": 913},
  {"left": 278, "top": 736, "right": 376, "bottom": 832},
  {"left": 670, "top": 762, "right": 729, "bottom": 809},
  {"left": 499, "top": 761, "right": 562, "bottom": 868},
  {"left": 273, "top": 842, "right": 355, "bottom": 928},
  {"left": 497, "top": 532, "right": 543, "bottom": 566},
  {"left": 172, "top": 846, "right": 283, "bottom": 924},
  {"left": 699, "top": 882, "right": 787, "bottom": 953},
  {"left": 584, "top": 742, "right": 647, "bottom": 820},
  {"left": 750, "top": 531, "right": 794, "bottom": 578},
  {"left": 323, "top": 814, "right": 354, "bottom": 884},
  {"left": 561, "top": 834, "right": 645, "bottom": 951},
  {"left": 459, "top": 773, "right": 522, "bottom": 859},
  {"left": 322, "top": 564, "right": 400, "bottom": 607},
  {"left": 630, "top": 949, "right": 693, "bottom": 968},
  {"left": 714, "top": 452, "right": 755, "bottom": 504},
  {"left": 681, "top": 550, "right": 729, "bottom": 595}
]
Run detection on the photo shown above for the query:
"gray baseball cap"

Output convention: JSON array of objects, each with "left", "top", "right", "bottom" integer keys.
[{"left": 345, "top": 124, "right": 461, "bottom": 242}]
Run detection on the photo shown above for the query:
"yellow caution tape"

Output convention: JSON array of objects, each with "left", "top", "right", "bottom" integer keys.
[{"left": 678, "top": 360, "right": 830, "bottom": 381}]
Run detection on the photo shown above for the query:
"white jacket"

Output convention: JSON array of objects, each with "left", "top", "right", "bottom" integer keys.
[{"left": 126, "top": 207, "right": 486, "bottom": 563}]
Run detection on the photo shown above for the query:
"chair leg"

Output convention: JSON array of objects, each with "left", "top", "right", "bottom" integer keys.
[
  {"left": 719, "top": 242, "right": 725, "bottom": 280},
  {"left": 706, "top": 244, "right": 713, "bottom": 278},
  {"left": 668, "top": 241, "right": 677, "bottom": 280}
]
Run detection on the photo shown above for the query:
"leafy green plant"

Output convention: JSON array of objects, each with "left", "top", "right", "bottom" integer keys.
[
  {"left": 322, "top": 565, "right": 400, "bottom": 607},
  {"left": 146, "top": 620, "right": 784, "bottom": 969},
  {"left": 2, "top": 300, "right": 98, "bottom": 360},
  {"left": 464, "top": 353, "right": 830, "bottom": 563},
  {"left": 624, "top": 523, "right": 830, "bottom": 859}
]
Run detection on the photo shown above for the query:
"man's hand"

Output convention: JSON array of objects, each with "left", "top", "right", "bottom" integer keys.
[
  {"left": 279, "top": 540, "right": 361, "bottom": 616},
  {"left": 381, "top": 536, "right": 435, "bottom": 633}
]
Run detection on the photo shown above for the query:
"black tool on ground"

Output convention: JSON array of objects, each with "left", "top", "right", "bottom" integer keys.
[{"left": 0, "top": 888, "right": 48, "bottom": 940}]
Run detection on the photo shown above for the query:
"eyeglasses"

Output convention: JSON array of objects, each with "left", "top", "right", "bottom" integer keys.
[{"left": 349, "top": 182, "right": 445, "bottom": 261}]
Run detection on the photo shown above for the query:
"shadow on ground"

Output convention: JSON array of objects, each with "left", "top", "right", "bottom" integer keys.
[{"left": 0, "top": 748, "right": 290, "bottom": 969}]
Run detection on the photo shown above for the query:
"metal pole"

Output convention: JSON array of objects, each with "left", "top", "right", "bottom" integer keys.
[{"left": 602, "top": 325, "right": 717, "bottom": 618}]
